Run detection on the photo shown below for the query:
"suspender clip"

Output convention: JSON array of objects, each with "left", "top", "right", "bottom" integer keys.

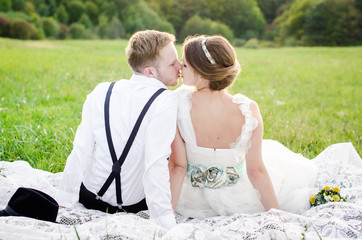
[
  {"left": 96, "top": 195, "right": 101, "bottom": 200},
  {"left": 117, "top": 204, "right": 122, "bottom": 210}
]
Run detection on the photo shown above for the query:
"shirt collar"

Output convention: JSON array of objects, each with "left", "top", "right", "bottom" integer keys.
[{"left": 129, "top": 74, "right": 167, "bottom": 89}]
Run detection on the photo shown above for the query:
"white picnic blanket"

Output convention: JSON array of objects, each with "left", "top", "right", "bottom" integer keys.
[{"left": 0, "top": 142, "right": 361, "bottom": 239}]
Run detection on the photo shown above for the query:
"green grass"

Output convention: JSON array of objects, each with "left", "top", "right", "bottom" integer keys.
[
  {"left": 232, "top": 47, "right": 361, "bottom": 157},
  {"left": 0, "top": 38, "right": 361, "bottom": 173}
]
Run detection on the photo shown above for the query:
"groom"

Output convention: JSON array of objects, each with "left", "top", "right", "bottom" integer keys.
[{"left": 55, "top": 30, "right": 182, "bottom": 229}]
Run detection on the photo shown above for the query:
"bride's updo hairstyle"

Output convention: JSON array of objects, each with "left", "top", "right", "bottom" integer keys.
[{"left": 183, "top": 35, "right": 240, "bottom": 91}]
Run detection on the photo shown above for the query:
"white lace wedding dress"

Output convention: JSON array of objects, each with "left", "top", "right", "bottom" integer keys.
[
  {"left": 175, "top": 86, "right": 318, "bottom": 218},
  {"left": 0, "top": 87, "right": 361, "bottom": 239}
]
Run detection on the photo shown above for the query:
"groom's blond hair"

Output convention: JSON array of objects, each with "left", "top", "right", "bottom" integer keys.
[{"left": 126, "top": 30, "right": 176, "bottom": 73}]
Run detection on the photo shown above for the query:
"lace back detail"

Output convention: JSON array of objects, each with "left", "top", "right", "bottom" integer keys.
[{"left": 231, "top": 94, "right": 258, "bottom": 153}]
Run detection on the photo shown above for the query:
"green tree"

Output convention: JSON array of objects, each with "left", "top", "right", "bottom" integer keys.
[
  {"left": 347, "top": 0, "right": 362, "bottom": 45},
  {"left": 94, "top": 0, "right": 105, "bottom": 8},
  {"left": 324, "top": 0, "right": 362, "bottom": 46},
  {"left": 304, "top": 1, "right": 328, "bottom": 45},
  {"left": 159, "top": 0, "right": 266, "bottom": 39},
  {"left": 256, "top": 0, "right": 294, "bottom": 23},
  {"left": 54, "top": 5, "right": 68, "bottom": 24},
  {"left": 0, "top": 0, "right": 11, "bottom": 11},
  {"left": 37, "top": 26, "right": 45, "bottom": 39},
  {"left": 48, "top": 0, "right": 57, "bottom": 16},
  {"left": 356, "top": 0, "right": 362, "bottom": 11},
  {"left": 37, "top": 3, "right": 49, "bottom": 16},
  {"left": 78, "top": 13, "right": 92, "bottom": 28},
  {"left": 206, "top": 0, "right": 227, "bottom": 19},
  {"left": 106, "top": 16, "right": 126, "bottom": 39},
  {"left": 0, "top": 15, "right": 11, "bottom": 37},
  {"left": 166, "top": 0, "right": 205, "bottom": 35},
  {"left": 67, "top": 1, "right": 85, "bottom": 23},
  {"left": 36, "top": 0, "right": 56, "bottom": 17},
  {"left": 42, "top": 16, "right": 59, "bottom": 38},
  {"left": 68, "top": 22, "right": 86, "bottom": 39},
  {"left": 123, "top": 1, "right": 175, "bottom": 35},
  {"left": 9, "top": 18, "right": 38, "bottom": 39},
  {"left": 221, "top": 0, "right": 266, "bottom": 39},
  {"left": 1, "top": 11, "right": 31, "bottom": 21},
  {"left": 146, "top": 0, "right": 174, "bottom": 18},
  {"left": 85, "top": 1, "right": 99, "bottom": 24},
  {"left": 29, "top": 12, "right": 42, "bottom": 29},
  {"left": 180, "top": 15, "right": 234, "bottom": 42},
  {"left": 29, "top": 0, "right": 44, "bottom": 9},
  {"left": 275, "top": 0, "right": 362, "bottom": 46},
  {"left": 100, "top": 1, "right": 117, "bottom": 19},
  {"left": 97, "top": 14, "right": 108, "bottom": 38},
  {"left": 28, "top": 0, "right": 54, "bottom": 17},
  {"left": 24, "top": 1, "right": 35, "bottom": 15},
  {"left": 12, "top": 0, "right": 26, "bottom": 11},
  {"left": 57, "top": 23, "right": 67, "bottom": 39},
  {"left": 273, "top": 0, "right": 313, "bottom": 44}
]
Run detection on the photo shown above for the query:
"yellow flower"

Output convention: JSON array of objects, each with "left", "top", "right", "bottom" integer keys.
[
  {"left": 309, "top": 196, "right": 316, "bottom": 204},
  {"left": 324, "top": 186, "right": 331, "bottom": 191},
  {"left": 333, "top": 195, "right": 340, "bottom": 202},
  {"left": 333, "top": 187, "right": 340, "bottom": 193}
]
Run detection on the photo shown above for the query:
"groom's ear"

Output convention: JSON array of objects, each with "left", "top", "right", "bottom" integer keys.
[{"left": 144, "top": 66, "right": 157, "bottom": 78}]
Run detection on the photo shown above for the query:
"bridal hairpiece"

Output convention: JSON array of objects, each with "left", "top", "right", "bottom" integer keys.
[{"left": 201, "top": 38, "right": 216, "bottom": 65}]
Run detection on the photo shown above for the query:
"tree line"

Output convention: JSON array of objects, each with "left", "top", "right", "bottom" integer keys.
[{"left": 0, "top": 0, "right": 361, "bottom": 46}]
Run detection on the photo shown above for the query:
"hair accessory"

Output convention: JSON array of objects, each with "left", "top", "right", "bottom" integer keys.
[{"left": 201, "top": 38, "right": 216, "bottom": 65}]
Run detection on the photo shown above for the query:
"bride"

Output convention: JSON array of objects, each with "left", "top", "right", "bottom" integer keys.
[{"left": 169, "top": 35, "right": 319, "bottom": 218}]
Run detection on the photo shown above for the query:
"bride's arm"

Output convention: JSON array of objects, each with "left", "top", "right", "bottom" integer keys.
[
  {"left": 245, "top": 101, "right": 280, "bottom": 211},
  {"left": 169, "top": 127, "right": 188, "bottom": 211}
]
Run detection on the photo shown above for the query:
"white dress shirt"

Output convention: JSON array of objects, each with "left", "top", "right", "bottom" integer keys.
[{"left": 55, "top": 74, "right": 178, "bottom": 229}]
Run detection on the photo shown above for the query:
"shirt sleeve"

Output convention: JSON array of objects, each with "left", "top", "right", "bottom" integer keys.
[
  {"left": 143, "top": 92, "right": 178, "bottom": 229},
  {"left": 55, "top": 93, "right": 95, "bottom": 207}
]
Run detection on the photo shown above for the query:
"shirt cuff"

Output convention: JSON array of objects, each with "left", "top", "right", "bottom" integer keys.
[
  {"left": 54, "top": 189, "right": 79, "bottom": 208},
  {"left": 156, "top": 213, "right": 176, "bottom": 230}
]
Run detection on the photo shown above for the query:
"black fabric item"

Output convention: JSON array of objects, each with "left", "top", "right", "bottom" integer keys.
[
  {"left": 104, "top": 81, "right": 117, "bottom": 164},
  {"left": 79, "top": 183, "right": 147, "bottom": 214},
  {"left": 0, "top": 210, "right": 9, "bottom": 216},
  {"left": 0, "top": 187, "right": 59, "bottom": 222},
  {"left": 97, "top": 81, "right": 166, "bottom": 209}
]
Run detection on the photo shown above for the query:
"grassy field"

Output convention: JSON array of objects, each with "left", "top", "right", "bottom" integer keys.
[{"left": 0, "top": 38, "right": 361, "bottom": 173}]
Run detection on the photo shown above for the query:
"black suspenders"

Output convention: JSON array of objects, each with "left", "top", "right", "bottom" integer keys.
[{"left": 96, "top": 81, "right": 166, "bottom": 209}]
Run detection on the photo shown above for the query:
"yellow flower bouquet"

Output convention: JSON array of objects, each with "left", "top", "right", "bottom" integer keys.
[{"left": 310, "top": 186, "right": 347, "bottom": 207}]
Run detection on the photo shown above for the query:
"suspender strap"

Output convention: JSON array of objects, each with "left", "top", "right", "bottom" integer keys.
[
  {"left": 97, "top": 81, "right": 166, "bottom": 208},
  {"left": 104, "top": 81, "right": 117, "bottom": 164},
  {"left": 101, "top": 81, "right": 122, "bottom": 204}
]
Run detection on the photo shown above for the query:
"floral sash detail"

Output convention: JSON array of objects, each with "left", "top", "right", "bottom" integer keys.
[{"left": 186, "top": 161, "right": 245, "bottom": 188}]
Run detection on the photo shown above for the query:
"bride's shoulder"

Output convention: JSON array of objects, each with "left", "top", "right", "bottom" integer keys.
[
  {"left": 232, "top": 93, "right": 258, "bottom": 106},
  {"left": 232, "top": 93, "right": 261, "bottom": 118}
]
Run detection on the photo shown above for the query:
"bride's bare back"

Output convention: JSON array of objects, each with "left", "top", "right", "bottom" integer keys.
[{"left": 190, "top": 90, "right": 245, "bottom": 149}]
